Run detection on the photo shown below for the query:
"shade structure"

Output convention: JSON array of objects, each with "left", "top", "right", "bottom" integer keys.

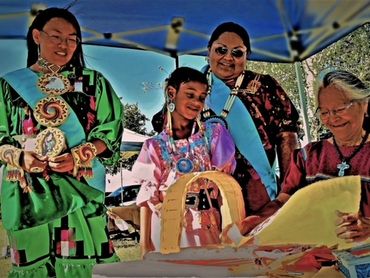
[
  {"left": 1, "top": 1, "right": 369, "bottom": 142},
  {"left": 0, "top": 0, "right": 369, "bottom": 63},
  {"left": 106, "top": 169, "right": 140, "bottom": 193},
  {"left": 120, "top": 128, "right": 149, "bottom": 159}
]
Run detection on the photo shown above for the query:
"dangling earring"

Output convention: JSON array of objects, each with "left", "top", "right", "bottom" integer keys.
[
  {"left": 166, "top": 103, "right": 176, "bottom": 151},
  {"left": 167, "top": 99, "right": 175, "bottom": 113}
]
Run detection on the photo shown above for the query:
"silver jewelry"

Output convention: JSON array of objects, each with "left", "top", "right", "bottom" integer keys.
[
  {"left": 333, "top": 132, "right": 369, "bottom": 176},
  {"left": 167, "top": 101, "right": 175, "bottom": 113}
]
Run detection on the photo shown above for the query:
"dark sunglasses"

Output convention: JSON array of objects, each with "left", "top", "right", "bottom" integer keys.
[{"left": 214, "top": 46, "right": 246, "bottom": 58}]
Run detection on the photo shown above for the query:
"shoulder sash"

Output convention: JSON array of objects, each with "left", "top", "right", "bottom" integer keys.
[
  {"left": 205, "top": 69, "right": 277, "bottom": 199},
  {"left": 3, "top": 68, "right": 105, "bottom": 192}
]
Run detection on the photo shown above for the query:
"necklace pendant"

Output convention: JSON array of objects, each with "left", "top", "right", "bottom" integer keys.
[
  {"left": 337, "top": 161, "right": 350, "bottom": 177},
  {"left": 38, "top": 73, "right": 71, "bottom": 95},
  {"left": 176, "top": 157, "right": 194, "bottom": 174}
]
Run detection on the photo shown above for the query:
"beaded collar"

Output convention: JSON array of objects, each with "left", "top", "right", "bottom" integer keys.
[
  {"left": 36, "top": 57, "right": 71, "bottom": 96},
  {"left": 166, "top": 120, "right": 210, "bottom": 174},
  {"left": 203, "top": 69, "right": 245, "bottom": 125}
]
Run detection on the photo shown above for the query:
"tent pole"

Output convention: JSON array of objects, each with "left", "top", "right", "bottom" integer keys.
[
  {"left": 294, "top": 61, "right": 311, "bottom": 143},
  {"left": 175, "top": 55, "right": 179, "bottom": 68},
  {"left": 120, "top": 161, "right": 124, "bottom": 206}
]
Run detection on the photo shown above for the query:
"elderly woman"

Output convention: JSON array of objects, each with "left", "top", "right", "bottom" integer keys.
[
  {"left": 202, "top": 22, "right": 301, "bottom": 215},
  {"left": 241, "top": 70, "right": 370, "bottom": 242}
]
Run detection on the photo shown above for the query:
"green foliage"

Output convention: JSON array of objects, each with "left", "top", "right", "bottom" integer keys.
[
  {"left": 309, "top": 24, "right": 370, "bottom": 84},
  {"left": 108, "top": 103, "right": 151, "bottom": 174},
  {"left": 123, "top": 103, "right": 150, "bottom": 135},
  {"left": 248, "top": 24, "right": 370, "bottom": 142}
]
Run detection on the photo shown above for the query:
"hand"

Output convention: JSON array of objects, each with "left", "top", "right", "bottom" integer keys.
[
  {"left": 239, "top": 215, "right": 264, "bottom": 235},
  {"left": 221, "top": 215, "right": 263, "bottom": 245},
  {"left": 21, "top": 150, "right": 48, "bottom": 173},
  {"left": 335, "top": 210, "right": 370, "bottom": 243},
  {"left": 48, "top": 153, "right": 74, "bottom": 173}
]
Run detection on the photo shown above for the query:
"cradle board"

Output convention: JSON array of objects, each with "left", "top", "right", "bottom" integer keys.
[{"left": 160, "top": 171, "right": 246, "bottom": 254}]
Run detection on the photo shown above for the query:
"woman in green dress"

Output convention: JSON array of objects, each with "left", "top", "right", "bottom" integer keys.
[{"left": 0, "top": 7, "right": 123, "bottom": 277}]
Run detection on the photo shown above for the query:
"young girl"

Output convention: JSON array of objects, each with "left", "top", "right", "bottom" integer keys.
[{"left": 133, "top": 67, "right": 236, "bottom": 256}]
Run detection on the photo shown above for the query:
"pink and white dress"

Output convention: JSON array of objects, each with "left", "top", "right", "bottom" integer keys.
[{"left": 133, "top": 122, "right": 236, "bottom": 251}]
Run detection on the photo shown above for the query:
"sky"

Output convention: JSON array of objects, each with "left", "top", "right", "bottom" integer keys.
[{"left": 0, "top": 39, "right": 206, "bottom": 132}]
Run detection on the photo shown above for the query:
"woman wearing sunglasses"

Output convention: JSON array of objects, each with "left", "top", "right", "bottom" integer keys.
[
  {"left": 238, "top": 69, "right": 370, "bottom": 243},
  {"left": 202, "top": 22, "right": 301, "bottom": 216}
]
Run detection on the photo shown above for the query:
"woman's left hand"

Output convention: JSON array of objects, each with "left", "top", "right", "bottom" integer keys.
[
  {"left": 335, "top": 210, "right": 370, "bottom": 243},
  {"left": 48, "top": 153, "right": 74, "bottom": 173}
]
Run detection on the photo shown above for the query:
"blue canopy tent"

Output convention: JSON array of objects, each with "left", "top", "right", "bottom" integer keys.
[{"left": 1, "top": 0, "right": 370, "bottom": 139}]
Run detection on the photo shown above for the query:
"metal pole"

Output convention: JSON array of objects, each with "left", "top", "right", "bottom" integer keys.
[
  {"left": 120, "top": 161, "right": 124, "bottom": 206},
  {"left": 294, "top": 61, "right": 312, "bottom": 143}
]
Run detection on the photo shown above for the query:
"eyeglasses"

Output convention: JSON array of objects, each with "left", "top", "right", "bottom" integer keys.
[
  {"left": 214, "top": 46, "right": 246, "bottom": 59},
  {"left": 315, "top": 102, "right": 354, "bottom": 120},
  {"left": 40, "top": 30, "right": 81, "bottom": 47}
]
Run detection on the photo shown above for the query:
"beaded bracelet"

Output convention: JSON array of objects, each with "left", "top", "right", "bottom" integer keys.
[
  {"left": 71, "top": 142, "right": 98, "bottom": 180},
  {"left": 0, "top": 144, "right": 23, "bottom": 168},
  {"left": 0, "top": 144, "right": 31, "bottom": 192}
]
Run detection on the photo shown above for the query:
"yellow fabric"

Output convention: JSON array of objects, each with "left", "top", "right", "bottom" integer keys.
[
  {"left": 160, "top": 171, "right": 245, "bottom": 254},
  {"left": 240, "top": 175, "right": 368, "bottom": 250}
]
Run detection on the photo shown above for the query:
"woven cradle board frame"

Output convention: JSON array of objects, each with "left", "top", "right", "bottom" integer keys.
[{"left": 160, "top": 171, "right": 246, "bottom": 254}]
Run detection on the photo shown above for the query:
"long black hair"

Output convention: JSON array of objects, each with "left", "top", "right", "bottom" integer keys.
[{"left": 26, "top": 7, "right": 85, "bottom": 69}]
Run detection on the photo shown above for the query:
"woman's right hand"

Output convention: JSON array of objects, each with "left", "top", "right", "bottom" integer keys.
[{"left": 21, "top": 150, "right": 48, "bottom": 173}]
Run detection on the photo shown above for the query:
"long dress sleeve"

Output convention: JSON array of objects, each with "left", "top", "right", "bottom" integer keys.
[
  {"left": 0, "top": 78, "right": 24, "bottom": 148},
  {"left": 132, "top": 139, "right": 164, "bottom": 207},
  {"left": 87, "top": 71, "right": 124, "bottom": 167},
  {"left": 281, "top": 148, "right": 307, "bottom": 195}
]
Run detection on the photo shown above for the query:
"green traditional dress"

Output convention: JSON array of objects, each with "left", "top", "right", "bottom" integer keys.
[{"left": 0, "top": 67, "right": 123, "bottom": 277}]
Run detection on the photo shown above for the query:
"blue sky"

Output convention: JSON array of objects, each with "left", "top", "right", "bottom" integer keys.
[{"left": 0, "top": 39, "right": 206, "bottom": 132}]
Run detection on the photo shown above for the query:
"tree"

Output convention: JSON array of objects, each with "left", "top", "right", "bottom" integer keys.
[
  {"left": 123, "top": 103, "right": 150, "bottom": 135},
  {"left": 108, "top": 103, "right": 152, "bottom": 174},
  {"left": 247, "top": 23, "right": 370, "bottom": 142}
]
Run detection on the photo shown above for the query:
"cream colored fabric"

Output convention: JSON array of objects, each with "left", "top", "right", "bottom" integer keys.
[
  {"left": 160, "top": 171, "right": 245, "bottom": 254},
  {"left": 240, "top": 175, "right": 368, "bottom": 250}
]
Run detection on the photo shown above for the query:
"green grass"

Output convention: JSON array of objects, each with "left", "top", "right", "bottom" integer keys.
[
  {"left": 0, "top": 220, "right": 140, "bottom": 277},
  {"left": 0, "top": 221, "right": 11, "bottom": 278},
  {"left": 115, "top": 244, "right": 141, "bottom": 261}
]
